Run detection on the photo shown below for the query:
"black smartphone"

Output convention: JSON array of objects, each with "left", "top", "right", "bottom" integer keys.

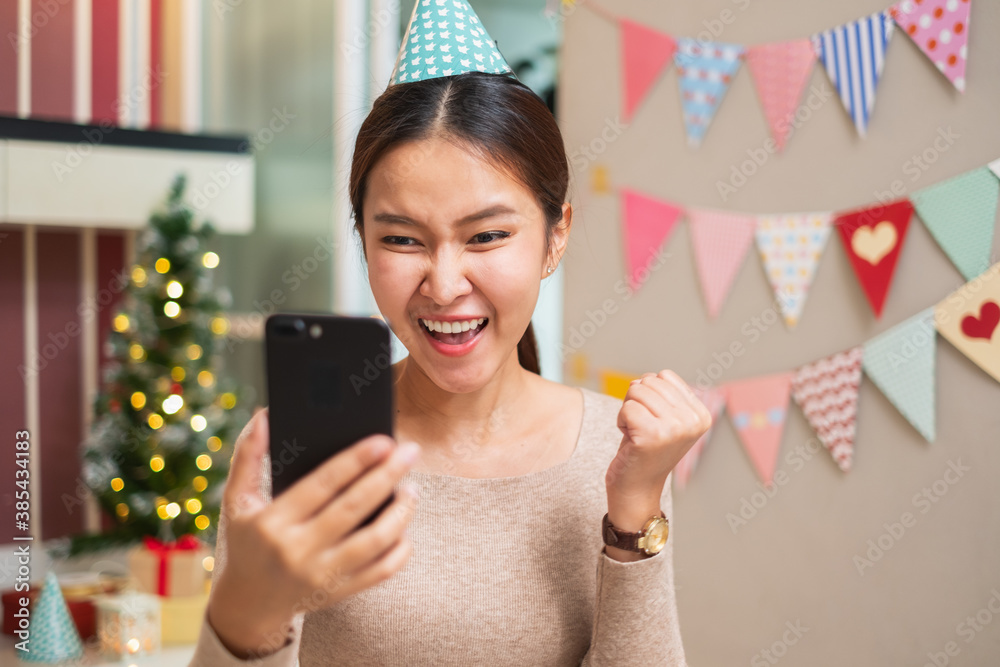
[{"left": 264, "top": 312, "right": 396, "bottom": 527}]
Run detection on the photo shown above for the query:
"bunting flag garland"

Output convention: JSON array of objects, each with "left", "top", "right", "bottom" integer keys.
[
  {"left": 621, "top": 19, "right": 677, "bottom": 122},
  {"left": 811, "top": 11, "right": 895, "bottom": 137},
  {"left": 723, "top": 372, "right": 795, "bottom": 487},
  {"left": 620, "top": 189, "right": 684, "bottom": 291},
  {"left": 934, "top": 262, "right": 1000, "bottom": 384},
  {"left": 791, "top": 347, "right": 865, "bottom": 472},
  {"left": 754, "top": 212, "right": 834, "bottom": 328},
  {"left": 745, "top": 39, "right": 818, "bottom": 152},
  {"left": 912, "top": 167, "right": 999, "bottom": 281},
  {"left": 891, "top": 0, "right": 971, "bottom": 92},
  {"left": 673, "top": 386, "right": 726, "bottom": 489},
  {"left": 861, "top": 307, "right": 937, "bottom": 442},
  {"left": 688, "top": 209, "right": 758, "bottom": 319},
  {"left": 674, "top": 38, "right": 745, "bottom": 146},
  {"left": 834, "top": 199, "right": 915, "bottom": 318},
  {"left": 592, "top": 265, "right": 999, "bottom": 486},
  {"left": 581, "top": 2, "right": 972, "bottom": 149}
]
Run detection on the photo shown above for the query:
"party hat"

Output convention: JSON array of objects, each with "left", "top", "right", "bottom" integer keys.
[
  {"left": 18, "top": 570, "right": 85, "bottom": 663},
  {"left": 390, "top": 0, "right": 514, "bottom": 85}
]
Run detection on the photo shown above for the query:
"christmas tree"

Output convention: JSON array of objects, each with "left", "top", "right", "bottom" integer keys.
[{"left": 68, "top": 175, "right": 250, "bottom": 556}]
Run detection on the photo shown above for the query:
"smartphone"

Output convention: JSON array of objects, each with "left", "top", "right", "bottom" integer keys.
[{"left": 265, "top": 312, "right": 396, "bottom": 527}]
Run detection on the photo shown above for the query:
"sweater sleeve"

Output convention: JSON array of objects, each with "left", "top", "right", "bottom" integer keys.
[
  {"left": 580, "top": 471, "right": 688, "bottom": 666},
  {"left": 187, "top": 433, "right": 304, "bottom": 667}
]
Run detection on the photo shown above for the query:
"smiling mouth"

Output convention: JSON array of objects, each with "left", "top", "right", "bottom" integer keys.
[{"left": 420, "top": 317, "right": 489, "bottom": 345}]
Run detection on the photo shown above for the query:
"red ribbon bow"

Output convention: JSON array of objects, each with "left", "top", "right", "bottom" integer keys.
[{"left": 142, "top": 534, "right": 202, "bottom": 596}]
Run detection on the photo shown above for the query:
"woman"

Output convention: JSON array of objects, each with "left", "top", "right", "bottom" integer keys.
[{"left": 190, "top": 12, "right": 710, "bottom": 667}]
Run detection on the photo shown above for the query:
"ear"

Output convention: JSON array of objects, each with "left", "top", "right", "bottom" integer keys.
[{"left": 542, "top": 202, "right": 573, "bottom": 279}]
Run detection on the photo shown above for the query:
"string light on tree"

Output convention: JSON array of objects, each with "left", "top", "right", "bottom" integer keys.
[{"left": 70, "top": 175, "right": 249, "bottom": 557}]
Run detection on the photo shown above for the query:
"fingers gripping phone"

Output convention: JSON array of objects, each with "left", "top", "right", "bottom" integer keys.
[{"left": 265, "top": 313, "right": 396, "bottom": 527}]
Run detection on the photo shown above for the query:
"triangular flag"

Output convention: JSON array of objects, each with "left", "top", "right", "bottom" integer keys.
[
  {"left": 688, "top": 208, "right": 758, "bottom": 319},
  {"left": 835, "top": 199, "right": 914, "bottom": 318},
  {"left": 745, "top": 39, "right": 817, "bottom": 152},
  {"left": 673, "top": 385, "right": 725, "bottom": 490},
  {"left": 754, "top": 212, "right": 834, "bottom": 328},
  {"left": 621, "top": 19, "right": 677, "bottom": 122},
  {"left": 989, "top": 157, "right": 1000, "bottom": 181},
  {"left": 912, "top": 167, "right": 999, "bottom": 281},
  {"left": 891, "top": 0, "right": 971, "bottom": 92},
  {"left": 621, "top": 189, "right": 683, "bottom": 291},
  {"left": 934, "top": 262, "right": 1000, "bottom": 384},
  {"left": 862, "top": 307, "right": 937, "bottom": 442},
  {"left": 723, "top": 372, "right": 795, "bottom": 487},
  {"left": 390, "top": 0, "right": 514, "bottom": 85},
  {"left": 812, "top": 10, "right": 894, "bottom": 136},
  {"left": 19, "top": 571, "right": 85, "bottom": 662},
  {"left": 791, "top": 346, "right": 864, "bottom": 472},
  {"left": 674, "top": 38, "right": 744, "bottom": 146},
  {"left": 600, "top": 368, "right": 639, "bottom": 400}
]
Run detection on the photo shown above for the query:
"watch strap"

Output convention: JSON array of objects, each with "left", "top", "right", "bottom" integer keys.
[{"left": 601, "top": 511, "right": 666, "bottom": 553}]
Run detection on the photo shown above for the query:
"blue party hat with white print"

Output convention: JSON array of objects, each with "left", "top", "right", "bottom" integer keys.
[
  {"left": 18, "top": 570, "right": 85, "bottom": 663},
  {"left": 390, "top": 0, "right": 515, "bottom": 85}
]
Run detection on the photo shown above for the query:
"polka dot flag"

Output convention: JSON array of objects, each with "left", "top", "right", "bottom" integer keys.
[
  {"left": 390, "top": 0, "right": 514, "bottom": 85},
  {"left": 891, "top": 0, "right": 971, "bottom": 92},
  {"left": 18, "top": 570, "right": 84, "bottom": 663}
]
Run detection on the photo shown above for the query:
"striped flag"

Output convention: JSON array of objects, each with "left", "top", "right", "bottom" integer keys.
[{"left": 812, "top": 10, "right": 895, "bottom": 137}]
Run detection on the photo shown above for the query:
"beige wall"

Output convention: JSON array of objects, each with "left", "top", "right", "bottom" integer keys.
[{"left": 559, "top": 1, "right": 1000, "bottom": 665}]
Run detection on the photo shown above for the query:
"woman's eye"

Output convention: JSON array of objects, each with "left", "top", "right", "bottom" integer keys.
[
  {"left": 382, "top": 236, "right": 416, "bottom": 246},
  {"left": 471, "top": 231, "right": 510, "bottom": 244}
]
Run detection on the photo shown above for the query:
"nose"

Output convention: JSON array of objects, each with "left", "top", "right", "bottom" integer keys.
[{"left": 419, "top": 249, "right": 473, "bottom": 305}]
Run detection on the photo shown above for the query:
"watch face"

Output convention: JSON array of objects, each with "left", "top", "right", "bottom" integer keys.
[{"left": 642, "top": 518, "right": 669, "bottom": 554}]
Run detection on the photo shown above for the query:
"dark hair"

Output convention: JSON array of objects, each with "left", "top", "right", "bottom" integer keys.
[{"left": 349, "top": 72, "right": 569, "bottom": 375}]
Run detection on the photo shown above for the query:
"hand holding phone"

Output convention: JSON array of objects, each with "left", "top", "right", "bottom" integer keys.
[{"left": 206, "top": 408, "right": 420, "bottom": 660}]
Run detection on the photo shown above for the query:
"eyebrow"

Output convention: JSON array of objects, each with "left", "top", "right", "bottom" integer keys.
[{"left": 372, "top": 204, "right": 517, "bottom": 227}]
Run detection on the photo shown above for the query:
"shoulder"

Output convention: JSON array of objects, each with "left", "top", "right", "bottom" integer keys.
[{"left": 579, "top": 387, "right": 624, "bottom": 460}]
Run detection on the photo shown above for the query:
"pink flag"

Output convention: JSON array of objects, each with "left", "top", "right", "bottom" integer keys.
[
  {"left": 621, "top": 189, "right": 683, "bottom": 291},
  {"left": 791, "top": 347, "right": 864, "bottom": 472},
  {"left": 722, "top": 372, "right": 795, "bottom": 487},
  {"left": 673, "top": 386, "right": 726, "bottom": 490},
  {"left": 688, "top": 208, "right": 758, "bottom": 319},
  {"left": 621, "top": 19, "right": 677, "bottom": 122},
  {"left": 891, "top": 0, "right": 971, "bottom": 92},
  {"left": 745, "top": 39, "right": 817, "bottom": 152}
]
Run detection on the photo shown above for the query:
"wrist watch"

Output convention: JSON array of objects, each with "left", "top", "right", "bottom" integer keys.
[{"left": 602, "top": 511, "right": 669, "bottom": 557}]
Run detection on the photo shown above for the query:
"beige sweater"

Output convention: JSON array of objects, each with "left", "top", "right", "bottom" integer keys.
[{"left": 189, "top": 386, "right": 688, "bottom": 666}]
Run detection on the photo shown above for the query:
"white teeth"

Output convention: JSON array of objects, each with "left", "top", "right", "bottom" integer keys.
[{"left": 421, "top": 317, "right": 487, "bottom": 333}]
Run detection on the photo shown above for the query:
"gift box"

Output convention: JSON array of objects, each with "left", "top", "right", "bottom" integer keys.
[
  {"left": 160, "top": 592, "right": 210, "bottom": 645},
  {"left": 128, "top": 534, "right": 211, "bottom": 598}
]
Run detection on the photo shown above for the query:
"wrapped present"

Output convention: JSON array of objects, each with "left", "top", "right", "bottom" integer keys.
[
  {"left": 160, "top": 592, "right": 210, "bottom": 645},
  {"left": 3, "top": 572, "right": 126, "bottom": 638},
  {"left": 128, "top": 534, "right": 210, "bottom": 598},
  {"left": 93, "top": 590, "right": 161, "bottom": 660}
]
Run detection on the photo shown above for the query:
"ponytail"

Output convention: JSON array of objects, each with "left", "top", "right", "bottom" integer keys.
[{"left": 517, "top": 321, "right": 541, "bottom": 375}]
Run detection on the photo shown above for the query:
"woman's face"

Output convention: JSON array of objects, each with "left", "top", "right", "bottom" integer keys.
[{"left": 362, "top": 135, "right": 569, "bottom": 393}]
